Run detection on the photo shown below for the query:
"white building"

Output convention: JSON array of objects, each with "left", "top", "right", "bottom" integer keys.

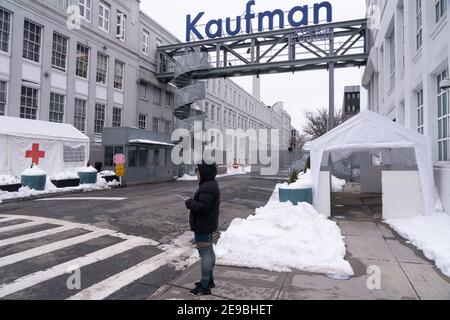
[{"left": 363, "top": 0, "right": 450, "bottom": 213}]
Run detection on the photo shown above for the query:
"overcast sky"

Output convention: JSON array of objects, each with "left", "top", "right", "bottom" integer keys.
[{"left": 140, "top": 0, "right": 367, "bottom": 131}]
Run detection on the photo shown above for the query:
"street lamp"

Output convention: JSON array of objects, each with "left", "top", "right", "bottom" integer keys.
[{"left": 440, "top": 78, "right": 450, "bottom": 90}]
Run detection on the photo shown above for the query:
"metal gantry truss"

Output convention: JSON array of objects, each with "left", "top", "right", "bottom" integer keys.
[{"left": 156, "top": 18, "right": 369, "bottom": 130}]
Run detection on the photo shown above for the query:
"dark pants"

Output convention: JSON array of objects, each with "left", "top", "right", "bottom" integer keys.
[{"left": 195, "top": 233, "right": 216, "bottom": 288}]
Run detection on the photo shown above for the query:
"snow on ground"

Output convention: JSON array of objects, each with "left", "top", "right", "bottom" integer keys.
[
  {"left": 50, "top": 171, "right": 80, "bottom": 180},
  {"left": 158, "top": 231, "right": 199, "bottom": 271},
  {"left": 331, "top": 176, "right": 347, "bottom": 193},
  {"left": 177, "top": 165, "right": 251, "bottom": 181},
  {"left": 386, "top": 213, "right": 450, "bottom": 278},
  {"left": 99, "top": 170, "right": 117, "bottom": 177},
  {"left": 215, "top": 171, "right": 354, "bottom": 276},
  {"left": 0, "top": 175, "right": 20, "bottom": 185},
  {"left": 0, "top": 175, "right": 119, "bottom": 204}
]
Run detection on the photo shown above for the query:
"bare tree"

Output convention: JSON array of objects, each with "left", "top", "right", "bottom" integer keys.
[{"left": 302, "top": 108, "right": 343, "bottom": 140}]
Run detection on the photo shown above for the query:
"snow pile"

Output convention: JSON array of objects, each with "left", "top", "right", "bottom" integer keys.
[
  {"left": 177, "top": 174, "right": 198, "bottom": 181},
  {"left": 215, "top": 200, "right": 354, "bottom": 276},
  {"left": 386, "top": 213, "right": 450, "bottom": 277},
  {"left": 78, "top": 166, "right": 98, "bottom": 173},
  {"left": 158, "top": 231, "right": 199, "bottom": 271},
  {"left": 99, "top": 170, "right": 116, "bottom": 177},
  {"left": 50, "top": 171, "right": 79, "bottom": 181},
  {"left": 22, "top": 166, "right": 46, "bottom": 177},
  {"left": 331, "top": 176, "right": 347, "bottom": 193},
  {"left": 0, "top": 176, "right": 118, "bottom": 204},
  {"left": 0, "top": 175, "right": 20, "bottom": 185},
  {"left": 177, "top": 165, "right": 252, "bottom": 181},
  {"left": 280, "top": 170, "right": 313, "bottom": 190}
]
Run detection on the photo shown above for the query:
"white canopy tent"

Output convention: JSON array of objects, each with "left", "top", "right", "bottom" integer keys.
[
  {"left": 308, "top": 111, "right": 436, "bottom": 216},
  {"left": 0, "top": 116, "right": 90, "bottom": 177}
]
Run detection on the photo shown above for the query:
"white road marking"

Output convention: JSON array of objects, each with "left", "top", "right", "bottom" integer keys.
[
  {"left": 0, "top": 230, "right": 112, "bottom": 268},
  {"left": 0, "top": 225, "right": 77, "bottom": 248},
  {"left": 0, "top": 215, "right": 158, "bottom": 245},
  {"left": 0, "top": 221, "right": 45, "bottom": 234},
  {"left": 35, "top": 197, "right": 127, "bottom": 201},
  {"left": 0, "top": 237, "right": 152, "bottom": 299},
  {"left": 67, "top": 247, "right": 189, "bottom": 300},
  {"left": 0, "top": 217, "right": 31, "bottom": 223}
]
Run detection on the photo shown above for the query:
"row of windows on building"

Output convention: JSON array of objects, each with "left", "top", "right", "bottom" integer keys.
[
  {"left": 201, "top": 101, "right": 267, "bottom": 131},
  {"left": 0, "top": 8, "right": 127, "bottom": 91},
  {"left": 383, "top": 0, "right": 447, "bottom": 91},
  {"left": 205, "top": 79, "right": 265, "bottom": 118},
  {"left": 0, "top": 80, "right": 171, "bottom": 136},
  {"left": 414, "top": 69, "right": 449, "bottom": 162}
]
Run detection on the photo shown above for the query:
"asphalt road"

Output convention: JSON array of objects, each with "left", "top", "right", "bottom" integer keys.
[{"left": 0, "top": 175, "right": 282, "bottom": 300}]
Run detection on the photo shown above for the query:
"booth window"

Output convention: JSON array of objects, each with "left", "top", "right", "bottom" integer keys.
[
  {"left": 104, "top": 146, "right": 123, "bottom": 166},
  {"left": 63, "top": 145, "right": 85, "bottom": 164},
  {"left": 128, "top": 146, "right": 147, "bottom": 167},
  {"left": 138, "top": 147, "right": 148, "bottom": 166}
]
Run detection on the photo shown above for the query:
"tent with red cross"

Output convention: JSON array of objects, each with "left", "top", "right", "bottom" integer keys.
[{"left": 0, "top": 116, "right": 90, "bottom": 177}]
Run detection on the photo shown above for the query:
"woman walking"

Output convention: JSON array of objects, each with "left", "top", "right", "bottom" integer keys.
[{"left": 184, "top": 162, "right": 221, "bottom": 296}]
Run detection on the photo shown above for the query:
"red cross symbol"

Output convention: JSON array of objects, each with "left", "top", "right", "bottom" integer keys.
[{"left": 25, "top": 143, "right": 46, "bottom": 165}]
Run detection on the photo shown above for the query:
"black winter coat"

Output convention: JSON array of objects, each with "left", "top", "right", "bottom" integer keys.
[{"left": 185, "top": 163, "right": 221, "bottom": 234}]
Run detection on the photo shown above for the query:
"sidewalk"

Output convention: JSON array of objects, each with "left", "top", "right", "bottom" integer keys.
[{"left": 150, "top": 194, "right": 450, "bottom": 300}]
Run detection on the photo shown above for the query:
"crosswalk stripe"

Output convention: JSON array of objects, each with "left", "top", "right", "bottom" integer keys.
[
  {"left": 0, "top": 225, "right": 77, "bottom": 248},
  {"left": 0, "top": 217, "right": 32, "bottom": 224},
  {"left": 67, "top": 247, "right": 189, "bottom": 300},
  {"left": 0, "top": 230, "right": 112, "bottom": 268},
  {"left": 0, "top": 237, "right": 153, "bottom": 299},
  {"left": 0, "top": 221, "right": 46, "bottom": 234},
  {"left": 67, "top": 248, "right": 187, "bottom": 300}
]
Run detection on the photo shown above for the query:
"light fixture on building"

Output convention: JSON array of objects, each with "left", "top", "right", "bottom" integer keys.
[{"left": 440, "top": 78, "right": 450, "bottom": 90}]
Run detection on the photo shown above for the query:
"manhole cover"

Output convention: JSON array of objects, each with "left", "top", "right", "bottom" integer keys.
[{"left": 327, "top": 274, "right": 351, "bottom": 280}]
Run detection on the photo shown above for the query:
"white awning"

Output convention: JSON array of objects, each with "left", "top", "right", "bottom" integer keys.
[{"left": 129, "top": 139, "right": 174, "bottom": 147}]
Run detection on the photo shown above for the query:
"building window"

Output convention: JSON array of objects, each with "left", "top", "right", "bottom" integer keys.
[
  {"left": 164, "top": 120, "right": 171, "bottom": 133},
  {"left": 165, "top": 92, "right": 173, "bottom": 107},
  {"left": 438, "top": 69, "right": 449, "bottom": 161},
  {"left": 153, "top": 86, "right": 161, "bottom": 105},
  {"left": 76, "top": 43, "right": 89, "bottom": 78},
  {"left": 217, "top": 106, "right": 221, "bottom": 124},
  {"left": 205, "top": 102, "right": 209, "bottom": 120},
  {"left": 0, "top": 8, "right": 11, "bottom": 53},
  {"left": 49, "top": 93, "right": 65, "bottom": 123},
  {"left": 112, "top": 107, "right": 122, "bottom": 127},
  {"left": 104, "top": 146, "right": 123, "bottom": 166},
  {"left": 78, "top": 0, "right": 91, "bottom": 22},
  {"left": 152, "top": 117, "right": 159, "bottom": 132},
  {"left": 139, "top": 80, "right": 148, "bottom": 100},
  {"left": 20, "top": 86, "right": 39, "bottom": 119},
  {"left": 99, "top": 1, "right": 110, "bottom": 32},
  {"left": 52, "top": 33, "right": 68, "bottom": 71},
  {"left": 96, "top": 52, "right": 108, "bottom": 85},
  {"left": 417, "top": 89, "right": 424, "bottom": 135},
  {"left": 74, "top": 98, "right": 86, "bottom": 132},
  {"left": 436, "top": 0, "right": 447, "bottom": 23},
  {"left": 389, "top": 29, "right": 396, "bottom": 90},
  {"left": 211, "top": 105, "right": 215, "bottom": 122},
  {"left": 0, "top": 81, "right": 7, "bottom": 116},
  {"left": 94, "top": 103, "right": 106, "bottom": 134},
  {"left": 142, "top": 30, "right": 150, "bottom": 55},
  {"left": 116, "top": 11, "right": 126, "bottom": 41},
  {"left": 23, "top": 20, "right": 42, "bottom": 63},
  {"left": 416, "top": 0, "right": 423, "bottom": 50},
  {"left": 138, "top": 114, "right": 147, "bottom": 130},
  {"left": 114, "top": 60, "right": 124, "bottom": 90}
]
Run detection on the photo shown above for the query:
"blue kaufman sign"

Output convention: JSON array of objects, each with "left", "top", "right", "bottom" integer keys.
[{"left": 186, "top": 0, "right": 333, "bottom": 42}]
